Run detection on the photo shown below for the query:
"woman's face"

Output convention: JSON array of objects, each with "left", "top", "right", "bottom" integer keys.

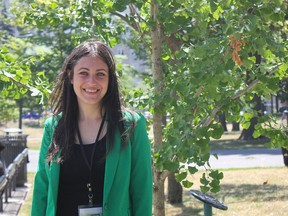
[{"left": 71, "top": 55, "right": 109, "bottom": 108}]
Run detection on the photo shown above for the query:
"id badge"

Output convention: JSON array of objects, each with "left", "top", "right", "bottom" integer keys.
[{"left": 78, "top": 205, "right": 102, "bottom": 216}]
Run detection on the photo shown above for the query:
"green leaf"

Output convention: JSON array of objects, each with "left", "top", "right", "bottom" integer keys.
[
  {"left": 182, "top": 180, "right": 193, "bottom": 188},
  {"left": 1, "top": 46, "right": 9, "bottom": 53},
  {"left": 113, "top": 0, "right": 129, "bottom": 12},
  {"left": 243, "top": 112, "right": 253, "bottom": 120},
  {"left": 210, "top": 124, "right": 224, "bottom": 139},
  {"left": 209, "top": 0, "right": 217, "bottom": 12},
  {"left": 210, "top": 185, "right": 221, "bottom": 193},
  {"left": 200, "top": 185, "right": 209, "bottom": 193},
  {"left": 49, "top": 2, "right": 59, "bottom": 9},
  {"left": 212, "top": 6, "right": 224, "bottom": 20},
  {"left": 188, "top": 166, "right": 198, "bottom": 175},
  {"left": 175, "top": 172, "right": 187, "bottom": 182},
  {"left": 162, "top": 55, "right": 170, "bottom": 61},
  {"left": 253, "top": 129, "right": 261, "bottom": 138},
  {"left": 242, "top": 121, "right": 251, "bottom": 129},
  {"left": 200, "top": 173, "right": 209, "bottom": 185}
]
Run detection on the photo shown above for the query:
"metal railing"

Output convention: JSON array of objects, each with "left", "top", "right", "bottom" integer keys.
[
  {"left": 0, "top": 148, "right": 28, "bottom": 212},
  {"left": 0, "top": 134, "right": 29, "bottom": 186}
]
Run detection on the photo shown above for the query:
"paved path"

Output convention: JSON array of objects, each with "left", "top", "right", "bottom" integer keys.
[
  {"left": 27, "top": 148, "right": 285, "bottom": 172},
  {"left": 209, "top": 148, "right": 284, "bottom": 169}
]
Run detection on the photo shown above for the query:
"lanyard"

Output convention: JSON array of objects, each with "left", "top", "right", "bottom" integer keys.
[{"left": 77, "top": 116, "right": 105, "bottom": 206}]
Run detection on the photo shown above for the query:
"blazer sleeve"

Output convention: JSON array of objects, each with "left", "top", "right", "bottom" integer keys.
[
  {"left": 31, "top": 118, "right": 53, "bottom": 216},
  {"left": 129, "top": 114, "right": 153, "bottom": 216}
]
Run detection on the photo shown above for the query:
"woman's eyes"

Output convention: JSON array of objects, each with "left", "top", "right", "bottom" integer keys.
[
  {"left": 79, "top": 71, "right": 88, "bottom": 76},
  {"left": 79, "top": 71, "right": 106, "bottom": 77},
  {"left": 96, "top": 72, "right": 106, "bottom": 77}
]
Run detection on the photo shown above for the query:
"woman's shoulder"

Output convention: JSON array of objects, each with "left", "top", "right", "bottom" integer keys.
[
  {"left": 122, "top": 110, "right": 145, "bottom": 123},
  {"left": 43, "top": 114, "right": 62, "bottom": 128}
]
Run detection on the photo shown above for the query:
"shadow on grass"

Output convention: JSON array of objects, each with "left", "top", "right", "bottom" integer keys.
[
  {"left": 215, "top": 183, "right": 288, "bottom": 204},
  {"left": 210, "top": 138, "right": 270, "bottom": 151},
  {"left": 177, "top": 207, "right": 202, "bottom": 216},
  {"left": 169, "top": 203, "right": 202, "bottom": 216}
]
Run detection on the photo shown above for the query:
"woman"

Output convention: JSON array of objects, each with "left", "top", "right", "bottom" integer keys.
[{"left": 31, "top": 40, "right": 153, "bottom": 216}]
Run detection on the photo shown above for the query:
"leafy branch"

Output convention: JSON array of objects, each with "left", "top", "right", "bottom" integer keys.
[{"left": 200, "top": 63, "right": 282, "bottom": 127}]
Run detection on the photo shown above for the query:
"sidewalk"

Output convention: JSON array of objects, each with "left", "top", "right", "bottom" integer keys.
[
  {"left": 2, "top": 186, "right": 29, "bottom": 216},
  {"left": 1, "top": 149, "right": 37, "bottom": 216}
]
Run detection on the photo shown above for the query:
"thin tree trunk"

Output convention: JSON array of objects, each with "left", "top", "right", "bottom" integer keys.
[
  {"left": 151, "top": 1, "right": 165, "bottom": 215},
  {"left": 219, "top": 114, "right": 227, "bottom": 131},
  {"left": 232, "top": 121, "right": 240, "bottom": 131},
  {"left": 239, "top": 94, "right": 261, "bottom": 140},
  {"left": 167, "top": 172, "right": 183, "bottom": 204}
]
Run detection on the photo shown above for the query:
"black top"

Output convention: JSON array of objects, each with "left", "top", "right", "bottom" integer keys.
[{"left": 56, "top": 136, "right": 106, "bottom": 216}]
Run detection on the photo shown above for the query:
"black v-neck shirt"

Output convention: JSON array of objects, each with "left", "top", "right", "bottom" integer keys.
[{"left": 56, "top": 136, "right": 106, "bottom": 216}]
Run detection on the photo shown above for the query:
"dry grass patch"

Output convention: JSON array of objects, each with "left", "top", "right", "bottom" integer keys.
[{"left": 165, "top": 167, "right": 288, "bottom": 216}]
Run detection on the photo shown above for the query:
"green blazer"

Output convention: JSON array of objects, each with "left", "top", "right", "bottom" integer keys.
[{"left": 31, "top": 113, "right": 152, "bottom": 216}]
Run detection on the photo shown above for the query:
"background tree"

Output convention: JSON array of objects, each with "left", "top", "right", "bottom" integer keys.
[
  {"left": 278, "top": 78, "right": 288, "bottom": 104},
  {"left": 1, "top": 0, "right": 288, "bottom": 215},
  {"left": 0, "top": 98, "right": 18, "bottom": 126}
]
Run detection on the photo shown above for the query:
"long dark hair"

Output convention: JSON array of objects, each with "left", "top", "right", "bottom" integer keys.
[{"left": 47, "top": 39, "right": 128, "bottom": 163}]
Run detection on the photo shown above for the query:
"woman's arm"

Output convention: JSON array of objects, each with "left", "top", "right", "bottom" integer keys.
[
  {"left": 129, "top": 114, "right": 153, "bottom": 216},
  {"left": 31, "top": 119, "right": 53, "bottom": 216}
]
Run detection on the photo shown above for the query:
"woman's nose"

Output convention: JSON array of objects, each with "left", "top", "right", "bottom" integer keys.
[{"left": 88, "top": 75, "right": 97, "bottom": 84}]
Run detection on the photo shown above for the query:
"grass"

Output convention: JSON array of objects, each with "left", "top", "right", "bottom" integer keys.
[
  {"left": 18, "top": 172, "right": 35, "bottom": 216},
  {"left": 1, "top": 120, "right": 287, "bottom": 215},
  {"left": 165, "top": 167, "right": 288, "bottom": 216}
]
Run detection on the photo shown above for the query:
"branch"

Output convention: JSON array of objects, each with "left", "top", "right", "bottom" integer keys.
[
  {"left": 201, "top": 105, "right": 223, "bottom": 127},
  {"left": 232, "top": 63, "right": 282, "bottom": 99},
  {"left": 1, "top": 70, "right": 28, "bottom": 89},
  {"left": 128, "top": 4, "right": 141, "bottom": 33},
  {"left": 200, "top": 63, "right": 282, "bottom": 127},
  {"left": 1, "top": 70, "right": 41, "bottom": 95},
  {"left": 111, "top": 4, "right": 146, "bottom": 35},
  {"left": 160, "top": 170, "right": 171, "bottom": 181},
  {"left": 194, "top": 85, "right": 204, "bottom": 98},
  {"left": 110, "top": 5, "right": 150, "bottom": 50}
]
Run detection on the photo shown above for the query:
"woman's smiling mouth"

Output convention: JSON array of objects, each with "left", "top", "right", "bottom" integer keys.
[{"left": 84, "top": 89, "right": 99, "bottom": 93}]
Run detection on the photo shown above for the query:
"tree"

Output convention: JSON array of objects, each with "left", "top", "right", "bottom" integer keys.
[
  {"left": 0, "top": 98, "right": 18, "bottom": 126},
  {"left": 278, "top": 78, "right": 288, "bottom": 103},
  {"left": 2, "top": 0, "right": 288, "bottom": 215}
]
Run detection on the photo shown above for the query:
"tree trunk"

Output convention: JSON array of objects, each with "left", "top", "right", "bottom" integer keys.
[
  {"left": 239, "top": 94, "right": 261, "bottom": 140},
  {"left": 219, "top": 114, "right": 227, "bottom": 131},
  {"left": 232, "top": 121, "right": 240, "bottom": 131},
  {"left": 153, "top": 169, "right": 165, "bottom": 216},
  {"left": 239, "top": 52, "right": 262, "bottom": 140},
  {"left": 167, "top": 172, "right": 183, "bottom": 204},
  {"left": 151, "top": 1, "right": 165, "bottom": 215}
]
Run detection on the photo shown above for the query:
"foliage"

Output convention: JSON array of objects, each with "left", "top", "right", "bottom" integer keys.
[
  {"left": 0, "top": 98, "right": 18, "bottom": 125},
  {"left": 1, "top": 1, "right": 288, "bottom": 214},
  {"left": 0, "top": 43, "right": 51, "bottom": 103}
]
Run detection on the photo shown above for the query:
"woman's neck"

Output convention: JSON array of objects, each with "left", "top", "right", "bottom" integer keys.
[{"left": 78, "top": 104, "right": 104, "bottom": 121}]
